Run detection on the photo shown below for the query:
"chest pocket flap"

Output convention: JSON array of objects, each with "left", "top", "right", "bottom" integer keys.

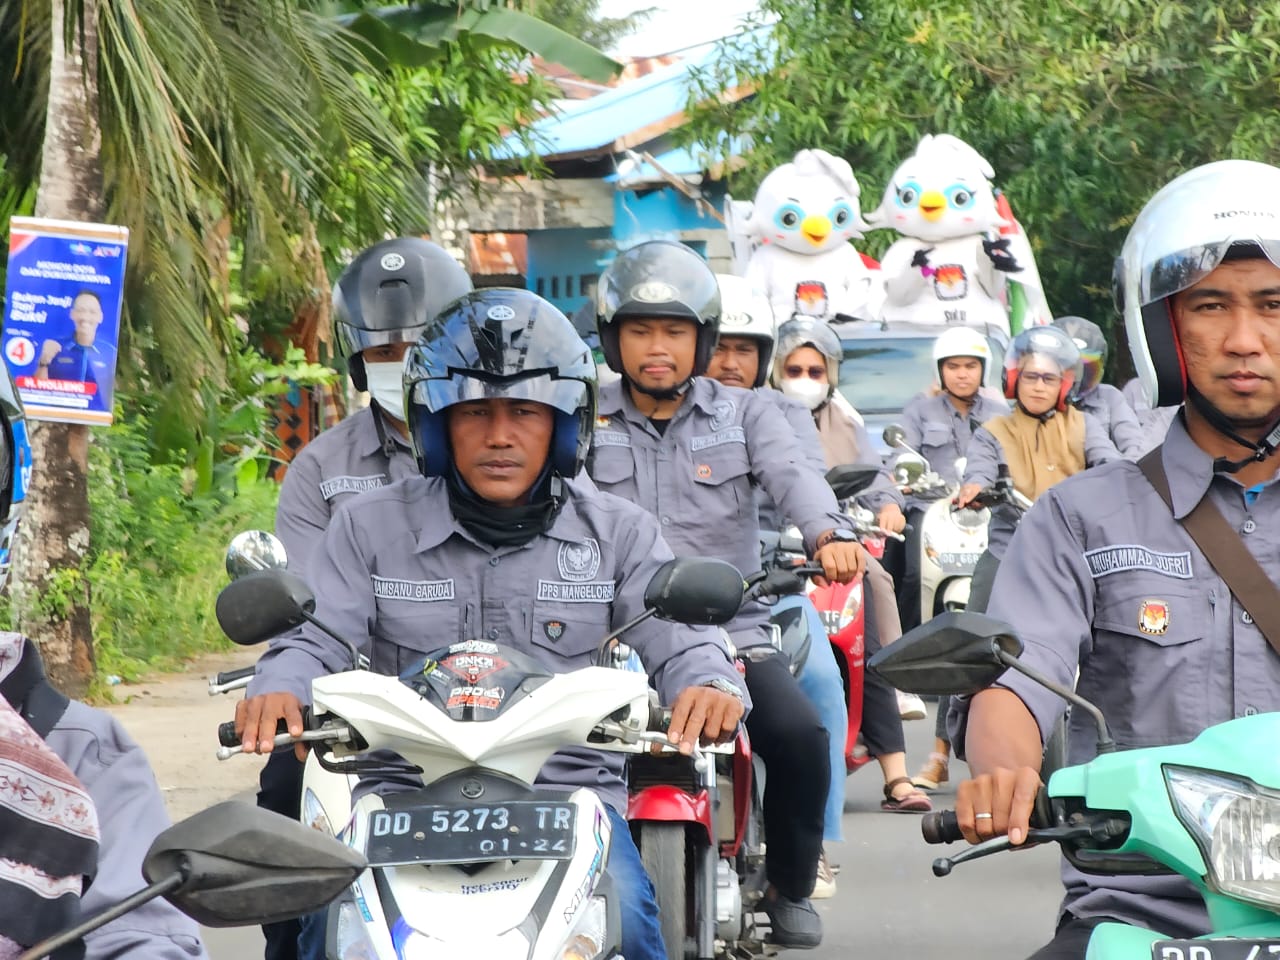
[
  {"left": 1093, "top": 582, "right": 1207, "bottom": 648},
  {"left": 691, "top": 444, "right": 752, "bottom": 487},
  {"left": 590, "top": 444, "right": 634, "bottom": 485}
]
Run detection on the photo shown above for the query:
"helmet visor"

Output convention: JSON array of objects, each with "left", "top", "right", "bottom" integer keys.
[
  {"left": 1141, "top": 237, "right": 1280, "bottom": 305},
  {"left": 411, "top": 371, "right": 590, "bottom": 418},
  {"left": 337, "top": 318, "right": 429, "bottom": 353}
]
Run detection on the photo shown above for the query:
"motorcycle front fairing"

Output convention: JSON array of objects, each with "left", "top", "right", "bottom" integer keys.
[{"left": 1048, "top": 714, "right": 1280, "bottom": 956}]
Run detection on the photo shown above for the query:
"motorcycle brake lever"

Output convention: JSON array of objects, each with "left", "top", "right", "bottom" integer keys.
[{"left": 930, "top": 821, "right": 1108, "bottom": 877}]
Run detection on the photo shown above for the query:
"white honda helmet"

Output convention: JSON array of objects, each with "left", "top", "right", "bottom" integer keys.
[
  {"left": 715, "top": 274, "right": 777, "bottom": 387},
  {"left": 1118, "top": 159, "right": 1280, "bottom": 408},
  {"left": 931, "top": 326, "right": 992, "bottom": 385}
]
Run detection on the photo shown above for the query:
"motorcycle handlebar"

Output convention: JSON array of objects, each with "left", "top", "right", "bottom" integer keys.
[
  {"left": 922, "top": 788, "right": 1053, "bottom": 844},
  {"left": 217, "top": 707, "right": 313, "bottom": 749},
  {"left": 213, "top": 665, "right": 256, "bottom": 686}
]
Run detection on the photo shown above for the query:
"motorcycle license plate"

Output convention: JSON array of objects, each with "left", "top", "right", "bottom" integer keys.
[
  {"left": 935, "top": 551, "right": 981, "bottom": 569},
  {"left": 1152, "top": 939, "right": 1280, "bottom": 959},
  {"left": 365, "top": 801, "right": 578, "bottom": 866}
]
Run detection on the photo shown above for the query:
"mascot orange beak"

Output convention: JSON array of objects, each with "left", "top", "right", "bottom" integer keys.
[
  {"left": 919, "top": 190, "right": 947, "bottom": 222},
  {"left": 800, "top": 214, "right": 832, "bottom": 247}
]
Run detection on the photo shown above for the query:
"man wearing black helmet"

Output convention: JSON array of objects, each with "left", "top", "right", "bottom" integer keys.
[
  {"left": 258, "top": 237, "right": 472, "bottom": 960},
  {"left": 235, "top": 288, "right": 747, "bottom": 960},
  {"left": 590, "top": 240, "right": 866, "bottom": 948}
]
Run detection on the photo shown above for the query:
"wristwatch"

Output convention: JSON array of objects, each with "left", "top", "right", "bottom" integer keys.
[
  {"left": 705, "top": 678, "right": 745, "bottom": 700},
  {"left": 815, "top": 528, "right": 859, "bottom": 549}
]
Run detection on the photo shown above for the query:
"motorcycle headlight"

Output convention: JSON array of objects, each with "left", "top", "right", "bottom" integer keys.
[
  {"left": 1166, "top": 766, "right": 1280, "bottom": 908},
  {"left": 560, "top": 896, "right": 609, "bottom": 960},
  {"left": 334, "top": 900, "right": 378, "bottom": 960},
  {"left": 950, "top": 505, "right": 988, "bottom": 532}
]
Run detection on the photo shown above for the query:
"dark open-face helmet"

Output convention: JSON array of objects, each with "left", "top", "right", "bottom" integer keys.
[{"left": 404, "top": 289, "right": 597, "bottom": 479}]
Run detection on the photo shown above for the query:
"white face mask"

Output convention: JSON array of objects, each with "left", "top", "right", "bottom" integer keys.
[
  {"left": 363, "top": 361, "right": 406, "bottom": 422},
  {"left": 780, "top": 377, "right": 830, "bottom": 410}
]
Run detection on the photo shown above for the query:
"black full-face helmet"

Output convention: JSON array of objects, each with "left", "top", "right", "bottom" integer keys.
[
  {"left": 333, "top": 238, "right": 473, "bottom": 390},
  {"left": 404, "top": 289, "right": 597, "bottom": 479},
  {"left": 596, "top": 240, "right": 721, "bottom": 376}
]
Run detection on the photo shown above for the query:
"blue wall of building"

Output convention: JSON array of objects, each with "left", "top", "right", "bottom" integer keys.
[{"left": 526, "top": 227, "right": 612, "bottom": 316}]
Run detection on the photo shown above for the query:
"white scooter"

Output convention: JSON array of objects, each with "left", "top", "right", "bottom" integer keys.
[
  {"left": 883, "top": 425, "right": 990, "bottom": 621},
  {"left": 213, "top": 549, "right": 745, "bottom": 960}
]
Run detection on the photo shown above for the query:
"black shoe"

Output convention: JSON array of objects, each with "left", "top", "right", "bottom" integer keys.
[{"left": 764, "top": 893, "right": 823, "bottom": 949}]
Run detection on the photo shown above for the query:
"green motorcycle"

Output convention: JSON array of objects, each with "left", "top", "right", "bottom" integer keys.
[{"left": 870, "top": 611, "right": 1280, "bottom": 960}]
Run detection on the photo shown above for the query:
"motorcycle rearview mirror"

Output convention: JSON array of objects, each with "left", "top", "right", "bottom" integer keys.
[
  {"left": 594, "top": 558, "right": 745, "bottom": 666},
  {"left": 869, "top": 611, "right": 1116, "bottom": 755},
  {"left": 824, "top": 463, "right": 881, "bottom": 501},
  {"left": 866, "top": 611, "right": 1022, "bottom": 697},
  {"left": 225, "top": 530, "right": 289, "bottom": 581},
  {"left": 215, "top": 570, "right": 364, "bottom": 670},
  {"left": 882, "top": 424, "right": 907, "bottom": 448},
  {"left": 644, "top": 557, "right": 745, "bottom": 625},
  {"left": 18, "top": 803, "right": 366, "bottom": 960}
]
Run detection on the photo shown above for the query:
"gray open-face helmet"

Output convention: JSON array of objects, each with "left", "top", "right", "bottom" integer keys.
[
  {"left": 404, "top": 288, "right": 597, "bottom": 479},
  {"left": 771, "top": 316, "right": 842, "bottom": 387},
  {"left": 1117, "top": 160, "right": 1280, "bottom": 408},
  {"left": 333, "top": 238, "right": 473, "bottom": 391},
  {"left": 596, "top": 240, "right": 721, "bottom": 376}
]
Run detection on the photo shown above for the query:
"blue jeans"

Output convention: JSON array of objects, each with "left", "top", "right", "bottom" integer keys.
[
  {"left": 778, "top": 594, "right": 847, "bottom": 843},
  {"left": 296, "top": 806, "right": 663, "bottom": 960}
]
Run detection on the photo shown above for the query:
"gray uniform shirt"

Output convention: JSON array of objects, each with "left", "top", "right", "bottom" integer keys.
[
  {"left": 250, "top": 475, "right": 745, "bottom": 814},
  {"left": 48, "top": 702, "right": 206, "bottom": 960},
  {"left": 589, "top": 378, "right": 849, "bottom": 647},
  {"left": 898, "top": 391, "right": 1009, "bottom": 504},
  {"left": 275, "top": 406, "right": 416, "bottom": 579},
  {"left": 962, "top": 411, "right": 1120, "bottom": 557},
  {"left": 1122, "top": 378, "right": 1181, "bottom": 458},
  {"left": 757, "top": 390, "right": 900, "bottom": 528},
  {"left": 1078, "top": 383, "right": 1146, "bottom": 459},
  {"left": 950, "top": 414, "right": 1280, "bottom": 938}
]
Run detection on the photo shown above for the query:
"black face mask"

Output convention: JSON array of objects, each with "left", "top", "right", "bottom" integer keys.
[{"left": 445, "top": 465, "right": 564, "bottom": 548}]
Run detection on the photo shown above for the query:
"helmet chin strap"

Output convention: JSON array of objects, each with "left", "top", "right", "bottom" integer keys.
[
  {"left": 1015, "top": 400, "right": 1056, "bottom": 422},
  {"left": 1187, "top": 387, "right": 1280, "bottom": 474}
]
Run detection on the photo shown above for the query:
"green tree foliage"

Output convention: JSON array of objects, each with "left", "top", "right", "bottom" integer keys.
[
  {"left": 683, "top": 0, "right": 1280, "bottom": 368},
  {"left": 526, "top": 0, "right": 655, "bottom": 52}
]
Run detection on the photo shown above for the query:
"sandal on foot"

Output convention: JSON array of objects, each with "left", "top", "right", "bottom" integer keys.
[{"left": 881, "top": 776, "right": 933, "bottom": 813}]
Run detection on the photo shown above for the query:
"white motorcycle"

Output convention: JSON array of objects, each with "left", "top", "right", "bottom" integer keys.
[
  {"left": 883, "top": 425, "right": 990, "bottom": 621},
  {"left": 213, "top": 549, "right": 745, "bottom": 960}
]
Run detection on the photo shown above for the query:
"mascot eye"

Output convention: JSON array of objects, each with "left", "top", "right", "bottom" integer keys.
[
  {"left": 895, "top": 182, "right": 921, "bottom": 208},
  {"left": 947, "top": 186, "right": 974, "bottom": 209},
  {"left": 830, "top": 203, "right": 853, "bottom": 227},
  {"left": 774, "top": 204, "right": 804, "bottom": 230}
]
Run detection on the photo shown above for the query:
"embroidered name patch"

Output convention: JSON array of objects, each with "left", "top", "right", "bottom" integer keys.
[
  {"left": 371, "top": 575, "right": 455, "bottom": 602},
  {"left": 1083, "top": 545, "right": 1193, "bottom": 580},
  {"left": 537, "top": 580, "right": 616, "bottom": 603},
  {"left": 690, "top": 427, "right": 746, "bottom": 451},
  {"left": 594, "top": 431, "right": 632, "bottom": 448},
  {"left": 319, "top": 474, "right": 388, "bottom": 500}
]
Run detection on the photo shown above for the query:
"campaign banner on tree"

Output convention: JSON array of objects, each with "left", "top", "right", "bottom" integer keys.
[{"left": 2, "top": 217, "right": 129, "bottom": 425}]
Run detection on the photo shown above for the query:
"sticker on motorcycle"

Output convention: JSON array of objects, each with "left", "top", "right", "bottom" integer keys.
[{"left": 1139, "top": 599, "right": 1170, "bottom": 636}]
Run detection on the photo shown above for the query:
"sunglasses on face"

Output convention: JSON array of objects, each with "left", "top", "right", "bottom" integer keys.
[
  {"left": 784, "top": 365, "right": 827, "bottom": 380},
  {"left": 1020, "top": 371, "right": 1062, "bottom": 386}
]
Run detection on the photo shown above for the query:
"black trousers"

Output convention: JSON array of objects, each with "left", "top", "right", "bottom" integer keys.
[
  {"left": 881, "top": 507, "right": 926, "bottom": 632},
  {"left": 742, "top": 652, "right": 830, "bottom": 900},
  {"left": 859, "top": 578, "right": 906, "bottom": 756},
  {"left": 1027, "top": 915, "right": 1109, "bottom": 959},
  {"left": 258, "top": 749, "right": 306, "bottom": 960}
]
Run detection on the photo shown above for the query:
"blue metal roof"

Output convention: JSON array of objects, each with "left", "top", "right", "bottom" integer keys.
[{"left": 503, "top": 27, "right": 770, "bottom": 161}]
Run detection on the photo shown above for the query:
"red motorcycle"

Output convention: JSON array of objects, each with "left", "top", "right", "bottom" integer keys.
[{"left": 626, "top": 563, "right": 826, "bottom": 960}]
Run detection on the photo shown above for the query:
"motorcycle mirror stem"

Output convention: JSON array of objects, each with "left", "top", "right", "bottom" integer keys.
[
  {"left": 991, "top": 648, "right": 1116, "bottom": 755},
  {"left": 17, "top": 873, "right": 188, "bottom": 960},
  {"left": 882, "top": 424, "right": 928, "bottom": 462}
]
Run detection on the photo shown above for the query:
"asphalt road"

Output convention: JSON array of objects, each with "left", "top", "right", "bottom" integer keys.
[{"left": 194, "top": 700, "right": 1063, "bottom": 960}]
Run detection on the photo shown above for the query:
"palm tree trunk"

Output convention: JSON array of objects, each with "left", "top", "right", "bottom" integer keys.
[{"left": 12, "top": 0, "right": 104, "bottom": 696}]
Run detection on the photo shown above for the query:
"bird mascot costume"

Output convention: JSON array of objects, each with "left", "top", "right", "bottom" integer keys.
[
  {"left": 866, "top": 133, "right": 1050, "bottom": 334},
  {"left": 728, "top": 149, "right": 883, "bottom": 323}
]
